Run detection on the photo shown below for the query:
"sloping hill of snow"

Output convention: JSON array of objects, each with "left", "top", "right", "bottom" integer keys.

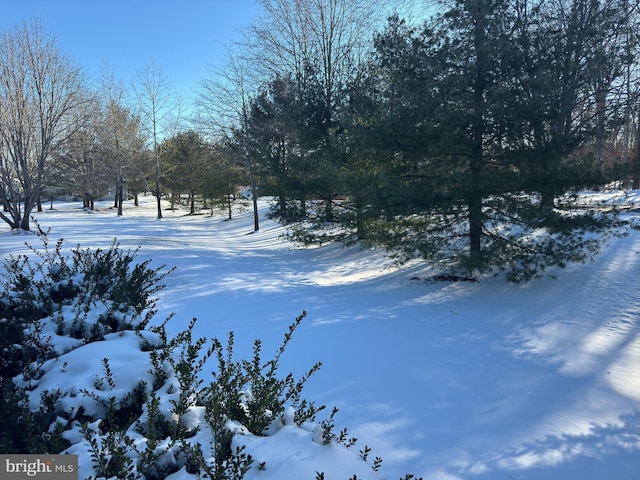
[{"left": 1, "top": 194, "right": 638, "bottom": 479}]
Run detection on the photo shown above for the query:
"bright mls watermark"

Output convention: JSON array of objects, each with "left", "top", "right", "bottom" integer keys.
[{"left": 1, "top": 455, "right": 77, "bottom": 479}]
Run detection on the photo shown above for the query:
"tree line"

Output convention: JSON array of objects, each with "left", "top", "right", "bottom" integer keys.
[
  {"left": 1, "top": 1, "right": 640, "bottom": 278},
  {"left": 209, "top": 0, "right": 640, "bottom": 278}
]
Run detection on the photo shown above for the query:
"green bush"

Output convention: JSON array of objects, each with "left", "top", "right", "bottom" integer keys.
[
  {"left": 0, "top": 233, "right": 421, "bottom": 480},
  {"left": 0, "top": 233, "right": 173, "bottom": 453}
]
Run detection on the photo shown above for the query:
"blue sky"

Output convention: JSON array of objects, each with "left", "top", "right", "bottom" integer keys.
[{"left": 0, "top": 0, "right": 258, "bottom": 98}]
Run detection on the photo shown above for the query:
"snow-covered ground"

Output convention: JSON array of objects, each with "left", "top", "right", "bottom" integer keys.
[{"left": 1, "top": 192, "right": 639, "bottom": 480}]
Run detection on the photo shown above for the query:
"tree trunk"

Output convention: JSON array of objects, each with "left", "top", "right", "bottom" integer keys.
[
  {"left": 117, "top": 181, "right": 123, "bottom": 216},
  {"left": 540, "top": 182, "right": 556, "bottom": 210},
  {"left": 300, "top": 194, "right": 306, "bottom": 216},
  {"left": 247, "top": 154, "right": 259, "bottom": 232},
  {"left": 539, "top": 154, "right": 558, "bottom": 211},
  {"left": 633, "top": 118, "right": 640, "bottom": 189},
  {"left": 633, "top": 159, "right": 640, "bottom": 190},
  {"left": 19, "top": 215, "right": 30, "bottom": 231},
  {"left": 251, "top": 184, "right": 259, "bottom": 231},
  {"left": 19, "top": 195, "right": 35, "bottom": 230},
  {"left": 17, "top": 187, "right": 39, "bottom": 231},
  {"left": 155, "top": 177, "right": 162, "bottom": 219},
  {"left": 468, "top": 0, "right": 487, "bottom": 265}
]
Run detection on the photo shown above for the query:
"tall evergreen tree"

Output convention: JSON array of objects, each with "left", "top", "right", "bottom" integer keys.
[{"left": 334, "top": 4, "right": 515, "bottom": 267}]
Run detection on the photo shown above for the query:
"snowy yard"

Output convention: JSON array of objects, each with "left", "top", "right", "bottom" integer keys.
[{"left": 1, "top": 193, "right": 639, "bottom": 480}]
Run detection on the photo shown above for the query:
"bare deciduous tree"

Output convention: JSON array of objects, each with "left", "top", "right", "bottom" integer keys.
[
  {"left": 133, "top": 60, "right": 181, "bottom": 219},
  {"left": 0, "top": 18, "right": 86, "bottom": 230},
  {"left": 195, "top": 50, "right": 261, "bottom": 231},
  {"left": 98, "top": 66, "right": 147, "bottom": 216},
  {"left": 247, "top": 0, "right": 378, "bottom": 123}
]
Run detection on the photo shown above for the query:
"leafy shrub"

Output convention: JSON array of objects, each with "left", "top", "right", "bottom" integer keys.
[
  {"left": 1, "top": 234, "right": 420, "bottom": 480},
  {"left": 0, "top": 233, "right": 173, "bottom": 453}
]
